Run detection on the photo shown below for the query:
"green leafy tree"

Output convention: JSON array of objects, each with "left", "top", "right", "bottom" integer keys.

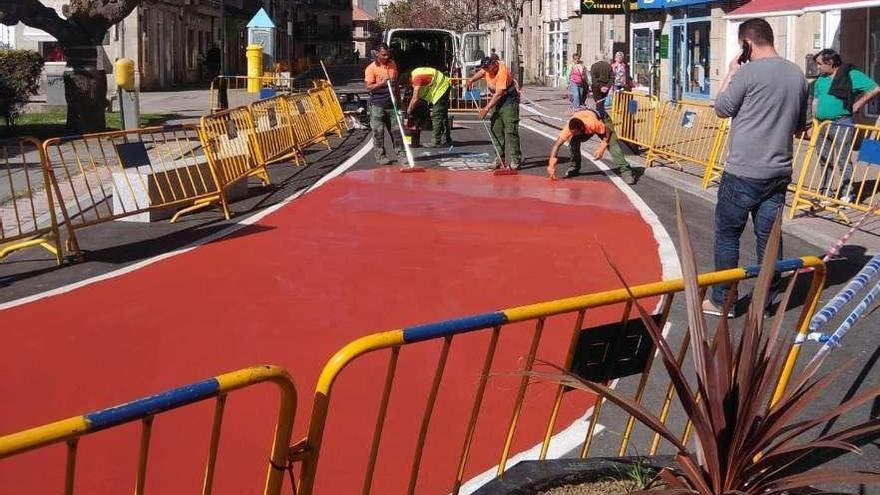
[
  {"left": 0, "top": 50, "right": 44, "bottom": 126},
  {"left": 0, "top": 0, "right": 142, "bottom": 132}
]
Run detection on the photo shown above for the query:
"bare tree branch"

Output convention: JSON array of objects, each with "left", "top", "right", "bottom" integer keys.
[{"left": 0, "top": 0, "right": 71, "bottom": 39}]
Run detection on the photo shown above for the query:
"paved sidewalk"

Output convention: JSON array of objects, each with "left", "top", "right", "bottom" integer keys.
[{"left": 519, "top": 84, "right": 880, "bottom": 255}]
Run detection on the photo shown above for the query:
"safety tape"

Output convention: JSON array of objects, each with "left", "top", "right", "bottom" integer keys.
[{"left": 809, "top": 255, "right": 880, "bottom": 332}]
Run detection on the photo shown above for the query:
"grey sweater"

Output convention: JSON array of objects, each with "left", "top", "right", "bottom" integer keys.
[{"left": 714, "top": 57, "right": 808, "bottom": 180}]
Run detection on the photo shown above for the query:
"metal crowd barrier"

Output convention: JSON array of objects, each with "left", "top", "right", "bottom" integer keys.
[
  {"left": 249, "top": 95, "right": 305, "bottom": 168},
  {"left": 646, "top": 100, "right": 728, "bottom": 182},
  {"left": 706, "top": 126, "right": 811, "bottom": 190},
  {"left": 209, "top": 75, "right": 299, "bottom": 113},
  {"left": 0, "top": 366, "right": 297, "bottom": 495},
  {"left": 41, "top": 125, "right": 221, "bottom": 255},
  {"left": 449, "top": 78, "right": 490, "bottom": 113},
  {"left": 291, "top": 256, "right": 826, "bottom": 495},
  {"left": 312, "top": 80, "right": 349, "bottom": 133},
  {"left": 0, "top": 137, "right": 69, "bottom": 264},
  {"left": 307, "top": 88, "right": 344, "bottom": 138},
  {"left": 283, "top": 93, "right": 332, "bottom": 151},
  {"left": 199, "top": 106, "right": 271, "bottom": 219},
  {"left": 609, "top": 91, "right": 660, "bottom": 150},
  {"left": 790, "top": 120, "right": 880, "bottom": 223}
]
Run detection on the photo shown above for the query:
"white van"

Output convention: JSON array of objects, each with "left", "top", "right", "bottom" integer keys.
[{"left": 383, "top": 28, "right": 489, "bottom": 82}]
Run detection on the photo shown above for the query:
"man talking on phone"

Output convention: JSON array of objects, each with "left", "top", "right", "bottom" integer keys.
[{"left": 704, "top": 18, "right": 807, "bottom": 318}]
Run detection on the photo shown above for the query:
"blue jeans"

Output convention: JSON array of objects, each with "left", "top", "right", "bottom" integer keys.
[
  {"left": 711, "top": 172, "right": 789, "bottom": 306},
  {"left": 569, "top": 83, "right": 583, "bottom": 109},
  {"left": 817, "top": 117, "right": 856, "bottom": 198}
]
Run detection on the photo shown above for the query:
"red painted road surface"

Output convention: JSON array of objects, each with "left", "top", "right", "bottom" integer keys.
[{"left": 0, "top": 168, "right": 663, "bottom": 494}]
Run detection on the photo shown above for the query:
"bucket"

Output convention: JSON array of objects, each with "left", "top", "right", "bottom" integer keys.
[{"left": 403, "top": 125, "right": 421, "bottom": 147}]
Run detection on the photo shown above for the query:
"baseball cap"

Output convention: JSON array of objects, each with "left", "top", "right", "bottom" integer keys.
[{"left": 478, "top": 57, "right": 494, "bottom": 69}]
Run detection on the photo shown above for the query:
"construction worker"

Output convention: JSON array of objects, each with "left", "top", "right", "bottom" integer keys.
[
  {"left": 465, "top": 56, "right": 521, "bottom": 170},
  {"left": 406, "top": 66, "right": 452, "bottom": 148},
  {"left": 546, "top": 108, "right": 637, "bottom": 185},
  {"left": 364, "top": 42, "right": 403, "bottom": 165}
]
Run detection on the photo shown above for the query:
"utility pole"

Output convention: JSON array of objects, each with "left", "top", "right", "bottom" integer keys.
[{"left": 476, "top": 0, "right": 480, "bottom": 30}]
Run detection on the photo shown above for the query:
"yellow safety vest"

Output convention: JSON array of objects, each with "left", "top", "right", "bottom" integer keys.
[{"left": 411, "top": 67, "right": 451, "bottom": 105}]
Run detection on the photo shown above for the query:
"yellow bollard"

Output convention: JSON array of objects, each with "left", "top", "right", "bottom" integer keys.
[
  {"left": 246, "top": 44, "right": 264, "bottom": 93},
  {"left": 115, "top": 58, "right": 135, "bottom": 91}
]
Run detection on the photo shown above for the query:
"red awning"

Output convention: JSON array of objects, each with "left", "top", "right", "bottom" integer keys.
[{"left": 727, "top": 0, "right": 880, "bottom": 18}]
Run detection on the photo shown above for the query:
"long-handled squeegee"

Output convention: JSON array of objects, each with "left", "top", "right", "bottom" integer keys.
[
  {"left": 466, "top": 89, "right": 516, "bottom": 176},
  {"left": 387, "top": 80, "right": 425, "bottom": 173}
]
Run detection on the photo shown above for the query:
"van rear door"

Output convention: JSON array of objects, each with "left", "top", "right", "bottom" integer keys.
[{"left": 459, "top": 31, "right": 490, "bottom": 79}]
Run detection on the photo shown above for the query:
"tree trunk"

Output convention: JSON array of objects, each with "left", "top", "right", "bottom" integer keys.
[
  {"left": 61, "top": 42, "right": 107, "bottom": 133},
  {"left": 506, "top": 15, "right": 523, "bottom": 87}
]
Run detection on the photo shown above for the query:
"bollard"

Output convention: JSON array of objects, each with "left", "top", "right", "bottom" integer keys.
[
  {"left": 246, "top": 44, "right": 264, "bottom": 94},
  {"left": 115, "top": 58, "right": 139, "bottom": 130}
]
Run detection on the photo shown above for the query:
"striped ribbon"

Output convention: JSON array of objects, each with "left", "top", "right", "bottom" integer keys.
[
  {"left": 809, "top": 255, "right": 880, "bottom": 332},
  {"left": 807, "top": 281, "right": 880, "bottom": 368}
]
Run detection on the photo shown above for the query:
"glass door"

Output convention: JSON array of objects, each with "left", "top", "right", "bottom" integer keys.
[{"left": 631, "top": 22, "right": 660, "bottom": 95}]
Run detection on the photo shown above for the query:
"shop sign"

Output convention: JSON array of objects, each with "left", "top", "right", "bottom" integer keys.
[{"left": 581, "top": 0, "right": 638, "bottom": 14}]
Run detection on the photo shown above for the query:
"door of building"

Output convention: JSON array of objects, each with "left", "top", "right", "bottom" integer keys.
[
  {"left": 546, "top": 21, "right": 568, "bottom": 87},
  {"left": 669, "top": 7, "right": 711, "bottom": 100},
  {"left": 631, "top": 22, "right": 661, "bottom": 95}
]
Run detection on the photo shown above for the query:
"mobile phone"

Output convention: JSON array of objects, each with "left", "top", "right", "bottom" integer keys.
[{"left": 738, "top": 41, "right": 752, "bottom": 65}]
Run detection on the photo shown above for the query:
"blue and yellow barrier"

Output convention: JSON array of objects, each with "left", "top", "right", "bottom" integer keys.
[
  {"left": 293, "top": 256, "right": 826, "bottom": 495},
  {"left": 0, "top": 366, "right": 297, "bottom": 495}
]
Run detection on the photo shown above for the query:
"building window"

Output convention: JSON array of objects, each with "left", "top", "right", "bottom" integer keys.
[{"left": 40, "top": 42, "right": 65, "bottom": 63}]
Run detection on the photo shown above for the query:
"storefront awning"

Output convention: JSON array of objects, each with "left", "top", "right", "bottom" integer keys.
[{"left": 726, "top": 0, "right": 880, "bottom": 19}]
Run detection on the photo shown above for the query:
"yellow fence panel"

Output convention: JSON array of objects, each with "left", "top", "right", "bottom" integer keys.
[
  {"left": 705, "top": 125, "right": 810, "bottom": 190},
  {"left": 308, "top": 88, "right": 343, "bottom": 138},
  {"left": 42, "top": 125, "right": 225, "bottom": 255},
  {"left": 283, "top": 93, "right": 332, "bottom": 151},
  {"left": 313, "top": 80, "right": 348, "bottom": 132},
  {"left": 0, "top": 366, "right": 297, "bottom": 495},
  {"left": 449, "top": 78, "right": 490, "bottom": 113},
  {"left": 646, "top": 100, "right": 728, "bottom": 184},
  {"left": 791, "top": 120, "right": 880, "bottom": 223},
  {"left": 249, "top": 95, "right": 304, "bottom": 168},
  {"left": 0, "top": 137, "right": 70, "bottom": 264},
  {"left": 291, "top": 257, "right": 826, "bottom": 495},
  {"left": 610, "top": 91, "right": 659, "bottom": 149},
  {"left": 199, "top": 107, "right": 270, "bottom": 217}
]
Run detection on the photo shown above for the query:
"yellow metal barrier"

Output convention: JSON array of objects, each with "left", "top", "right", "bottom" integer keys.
[
  {"left": 312, "top": 80, "right": 349, "bottom": 133},
  {"left": 292, "top": 257, "right": 826, "bottom": 495},
  {"left": 0, "top": 365, "right": 297, "bottom": 495},
  {"left": 282, "top": 93, "right": 332, "bottom": 151},
  {"left": 705, "top": 125, "right": 811, "bottom": 190},
  {"left": 249, "top": 95, "right": 305, "bottom": 168},
  {"left": 199, "top": 107, "right": 271, "bottom": 218},
  {"left": 42, "top": 125, "right": 224, "bottom": 255},
  {"left": 449, "top": 78, "right": 490, "bottom": 113},
  {"left": 610, "top": 91, "right": 660, "bottom": 149},
  {"left": 307, "top": 88, "right": 344, "bottom": 138},
  {"left": 210, "top": 75, "right": 299, "bottom": 113},
  {"left": 790, "top": 120, "right": 880, "bottom": 223},
  {"left": 646, "top": 100, "right": 728, "bottom": 183},
  {"left": 0, "top": 137, "right": 70, "bottom": 264}
]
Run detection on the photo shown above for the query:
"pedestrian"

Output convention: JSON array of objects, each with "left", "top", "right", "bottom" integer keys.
[
  {"left": 406, "top": 66, "right": 452, "bottom": 148},
  {"left": 465, "top": 56, "right": 522, "bottom": 170},
  {"left": 811, "top": 48, "right": 880, "bottom": 202},
  {"left": 705, "top": 18, "right": 808, "bottom": 317},
  {"left": 545, "top": 108, "right": 636, "bottom": 185},
  {"left": 611, "top": 51, "right": 631, "bottom": 92},
  {"left": 364, "top": 42, "right": 403, "bottom": 165},
  {"left": 566, "top": 53, "right": 587, "bottom": 110},
  {"left": 590, "top": 56, "right": 613, "bottom": 118}
]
